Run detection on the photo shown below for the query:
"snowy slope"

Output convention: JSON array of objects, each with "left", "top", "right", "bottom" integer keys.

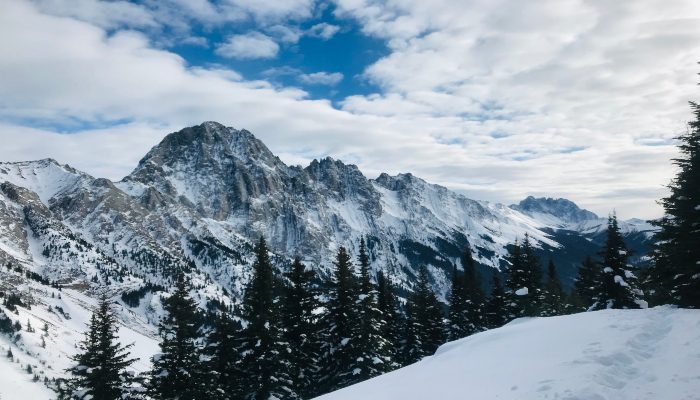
[{"left": 316, "top": 307, "right": 700, "bottom": 400}]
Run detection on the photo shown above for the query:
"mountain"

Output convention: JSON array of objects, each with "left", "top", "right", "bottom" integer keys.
[
  {"left": 0, "top": 121, "right": 660, "bottom": 395},
  {"left": 315, "top": 306, "right": 700, "bottom": 400},
  {"left": 0, "top": 122, "right": 656, "bottom": 298}
]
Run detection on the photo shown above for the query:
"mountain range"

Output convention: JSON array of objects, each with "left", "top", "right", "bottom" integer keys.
[{"left": 0, "top": 121, "right": 656, "bottom": 301}]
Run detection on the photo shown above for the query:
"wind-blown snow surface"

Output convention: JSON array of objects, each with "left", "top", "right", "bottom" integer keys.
[{"left": 317, "top": 307, "right": 700, "bottom": 400}]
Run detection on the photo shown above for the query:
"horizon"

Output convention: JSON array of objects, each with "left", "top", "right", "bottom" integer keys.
[{"left": 2, "top": 0, "right": 699, "bottom": 219}]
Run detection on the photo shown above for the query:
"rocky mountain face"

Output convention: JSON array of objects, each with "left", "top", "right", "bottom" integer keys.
[{"left": 0, "top": 122, "right": 655, "bottom": 302}]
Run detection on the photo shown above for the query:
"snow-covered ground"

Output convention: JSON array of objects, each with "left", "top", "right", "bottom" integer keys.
[{"left": 316, "top": 307, "right": 700, "bottom": 400}]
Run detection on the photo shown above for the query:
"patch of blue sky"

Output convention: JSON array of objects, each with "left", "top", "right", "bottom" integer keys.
[{"left": 169, "top": 4, "right": 389, "bottom": 104}]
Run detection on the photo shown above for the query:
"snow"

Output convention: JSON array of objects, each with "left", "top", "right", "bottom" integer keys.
[
  {"left": 316, "top": 307, "right": 700, "bottom": 400},
  {"left": 0, "top": 354, "right": 54, "bottom": 399},
  {"left": 515, "top": 287, "right": 529, "bottom": 296}
]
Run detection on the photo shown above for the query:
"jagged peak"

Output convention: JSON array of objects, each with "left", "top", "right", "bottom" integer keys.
[
  {"left": 512, "top": 196, "right": 599, "bottom": 223},
  {"left": 131, "top": 121, "right": 278, "bottom": 174}
]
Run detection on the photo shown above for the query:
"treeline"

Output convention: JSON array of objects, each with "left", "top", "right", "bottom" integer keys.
[
  {"left": 57, "top": 220, "right": 641, "bottom": 400},
  {"left": 57, "top": 101, "right": 700, "bottom": 399}
]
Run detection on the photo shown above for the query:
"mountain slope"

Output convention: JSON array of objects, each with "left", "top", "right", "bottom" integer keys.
[{"left": 316, "top": 307, "right": 700, "bottom": 400}]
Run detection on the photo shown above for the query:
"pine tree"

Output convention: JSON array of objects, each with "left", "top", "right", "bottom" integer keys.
[
  {"left": 376, "top": 270, "right": 403, "bottom": 369},
  {"left": 446, "top": 264, "right": 467, "bottom": 340},
  {"left": 402, "top": 266, "right": 445, "bottom": 364},
  {"left": 592, "top": 214, "right": 645, "bottom": 310},
  {"left": 64, "top": 295, "right": 136, "bottom": 400},
  {"left": 484, "top": 274, "right": 508, "bottom": 329},
  {"left": 540, "top": 260, "right": 566, "bottom": 316},
  {"left": 150, "top": 274, "right": 205, "bottom": 400},
  {"left": 461, "top": 246, "right": 485, "bottom": 334},
  {"left": 203, "top": 312, "right": 241, "bottom": 400},
  {"left": 574, "top": 256, "right": 599, "bottom": 311},
  {"left": 649, "top": 101, "right": 700, "bottom": 308},
  {"left": 353, "top": 238, "right": 392, "bottom": 381},
  {"left": 283, "top": 257, "right": 321, "bottom": 399},
  {"left": 237, "top": 237, "right": 294, "bottom": 400},
  {"left": 319, "top": 246, "right": 359, "bottom": 392}
]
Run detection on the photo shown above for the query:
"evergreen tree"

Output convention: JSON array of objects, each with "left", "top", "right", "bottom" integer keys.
[
  {"left": 540, "top": 260, "right": 566, "bottom": 316},
  {"left": 237, "top": 237, "right": 294, "bottom": 400},
  {"left": 461, "top": 246, "right": 485, "bottom": 334},
  {"left": 484, "top": 274, "right": 508, "bottom": 329},
  {"left": 376, "top": 270, "right": 403, "bottom": 369},
  {"left": 283, "top": 257, "right": 321, "bottom": 399},
  {"left": 150, "top": 274, "right": 205, "bottom": 400},
  {"left": 649, "top": 101, "right": 700, "bottom": 308},
  {"left": 319, "top": 246, "right": 359, "bottom": 391},
  {"left": 64, "top": 295, "right": 136, "bottom": 400},
  {"left": 574, "top": 257, "right": 599, "bottom": 311},
  {"left": 592, "top": 215, "right": 645, "bottom": 310},
  {"left": 203, "top": 312, "right": 241, "bottom": 400},
  {"left": 353, "top": 238, "right": 392, "bottom": 381},
  {"left": 446, "top": 264, "right": 467, "bottom": 340},
  {"left": 504, "top": 235, "right": 543, "bottom": 319},
  {"left": 402, "top": 266, "right": 445, "bottom": 364}
]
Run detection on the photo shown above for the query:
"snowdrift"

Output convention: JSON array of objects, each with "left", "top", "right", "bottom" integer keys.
[{"left": 316, "top": 307, "right": 700, "bottom": 400}]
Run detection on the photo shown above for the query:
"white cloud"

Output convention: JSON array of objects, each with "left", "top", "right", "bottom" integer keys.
[
  {"left": 1, "top": 0, "right": 699, "bottom": 219},
  {"left": 30, "top": 0, "right": 159, "bottom": 29},
  {"left": 215, "top": 32, "right": 280, "bottom": 59},
  {"left": 298, "top": 72, "right": 344, "bottom": 86},
  {"left": 307, "top": 22, "right": 341, "bottom": 40}
]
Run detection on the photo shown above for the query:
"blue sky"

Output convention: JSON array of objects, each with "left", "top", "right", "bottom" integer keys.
[{"left": 1, "top": 0, "right": 700, "bottom": 219}]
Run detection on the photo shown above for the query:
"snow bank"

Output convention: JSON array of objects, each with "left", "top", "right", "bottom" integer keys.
[{"left": 316, "top": 307, "right": 700, "bottom": 400}]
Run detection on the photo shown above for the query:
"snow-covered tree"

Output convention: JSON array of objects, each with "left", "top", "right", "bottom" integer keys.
[
  {"left": 592, "top": 215, "right": 645, "bottom": 310},
  {"left": 376, "top": 270, "right": 403, "bottom": 369},
  {"left": 319, "top": 246, "right": 360, "bottom": 392},
  {"left": 402, "top": 266, "right": 445, "bottom": 364},
  {"left": 540, "top": 260, "right": 566, "bottom": 316},
  {"left": 649, "top": 101, "right": 700, "bottom": 308},
  {"left": 149, "top": 274, "right": 205, "bottom": 400},
  {"left": 505, "top": 235, "right": 543, "bottom": 319},
  {"left": 353, "top": 238, "right": 392, "bottom": 381},
  {"left": 283, "top": 256, "right": 322, "bottom": 398},
  {"left": 484, "top": 274, "right": 508, "bottom": 329},
  {"left": 237, "top": 237, "right": 295, "bottom": 400},
  {"left": 446, "top": 264, "right": 468, "bottom": 340},
  {"left": 63, "top": 295, "right": 136, "bottom": 400},
  {"left": 203, "top": 312, "right": 242, "bottom": 400},
  {"left": 574, "top": 256, "right": 599, "bottom": 311},
  {"left": 461, "top": 246, "right": 486, "bottom": 334}
]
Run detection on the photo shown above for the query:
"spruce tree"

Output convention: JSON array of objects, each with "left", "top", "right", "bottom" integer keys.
[
  {"left": 237, "top": 237, "right": 294, "bottom": 400},
  {"left": 540, "top": 260, "right": 566, "bottom": 316},
  {"left": 150, "top": 274, "right": 205, "bottom": 400},
  {"left": 574, "top": 256, "right": 599, "bottom": 311},
  {"left": 203, "top": 312, "right": 241, "bottom": 400},
  {"left": 353, "top": 238, "right": 392, "bottom": 381},
  {"left": 319, "top": 246, "right": 359, "bottom": 392},
  {"left": 64, "top": 296, "right": 136, "bottom": 400},
  {"left": 484, "top": 274, "right": 507, "bottom": 329},
  {"left": 283, "top": 257, "right": 321, "bottom": 399},
  {"left": 446, "top": 264, "right": 467, "bottom": 340},
  {"left": 402, "top": 266, "right": 445, "bottom": 364},
  {"left": 504, "top": 235, "right": 543, "bottom": 319},
  {"left": 376, "top": 270, "right": 403, "bottom": 369},
  {"left": 650, "top": 101, "right": 700, "bottom": 308},
  {"left": 461, "top": 246, "right": 485, "bottom": 334},
  {"left": 592, "top": 215, "right": 645, "bottom": 310}
]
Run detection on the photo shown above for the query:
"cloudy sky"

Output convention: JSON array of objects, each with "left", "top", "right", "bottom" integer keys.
[{"left": 1, "top": 0, "right": 699, "bottom": 219}]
